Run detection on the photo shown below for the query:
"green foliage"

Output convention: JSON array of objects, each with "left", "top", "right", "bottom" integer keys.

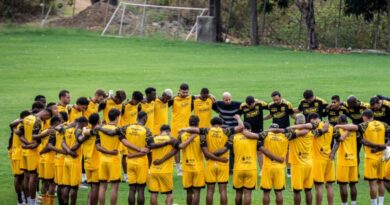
[{"left": 344, "top": 0, "right": 387, "bottom": 21}]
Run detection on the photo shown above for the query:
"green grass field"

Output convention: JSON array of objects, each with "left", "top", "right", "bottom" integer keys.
[{"left": 1, "top": 26, "right": 390, "bottom": 204}]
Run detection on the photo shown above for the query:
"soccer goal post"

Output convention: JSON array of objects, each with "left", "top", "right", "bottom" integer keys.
[{"left": 101, "top": 2, "right": 208, "bottom": 41}]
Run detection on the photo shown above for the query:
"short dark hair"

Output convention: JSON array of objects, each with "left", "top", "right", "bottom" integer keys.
[
  {"left": 160, "top": 124, "right": 171, "bottom": 132},
  {"left": 46, "top": 102, "right": 56, "bottom": 109},
  {"left": 338, "top": 114, "right": 348, "bottom": 124},
  {"left": 32, "top": 101, "right": 45, "bottom": 110},
  {"left": 115, "top": 90, "right": 127, "bottom": 102},
  {"left": 189, "top": 115, "right": 200, "bottom": 126},
  {"left": 108, "top": 108, "right": 121, "bottom": 122},
  {"left": 200, "top": 88, "right": 209, "bottom": 95},
  {"left": 137, "top": 111, "right": 147, "bottom": 121},
  {"left": 132, "top": 91, "right": 143, "bottom": 102},
  {"left": 50, "top": 116, "right": 61, "bottom": 125},
  {"left": 77, "top": 116, "right": 88, "bottom": 124},
  {"left": 180, "top": 83, "right": 189, "bottom": 90},
  {"left": 244, "top": 122, "right": 252, "bottom": 130},
  {"left": 34, "top": 95, "right": 45, "bottom": 101},
  {"left": 362, "top": 109, "right": 374, "bottom": 118},
  {"left": 59, "top": 90, "right": 70, "bottom": 99},
  {"left": 370, "top": 97, "right": 380, "bottom": 105},
  {"left": 308, "top": 113, "right": 320, "bottom": 121},
  {"left": 245, "top": 96, "right": 255, "bottom": 105},
  {"left": 76, "top": 97, "right": 89, "bottom": 106},
  {"left": 59, "top": 111, "right": 69, "bottom": 122},
  {"left": 95, "top": 89, "right": 106, "bottom": 97},
  {"left": 20, "top": 110, "right": 31, "bottom": 119},
  {"left": 210, "top": 117, "right": 224, "bottom": 126},
  {"left": 331, "top": 95, "right": 340, "bottom": 102},
  {"left": 145, "top": 87, "right": 156, "bottom": 95},
  {"left": 271, "top": 91, "right": 281, "bottom": 97},
  {"left": 303, "top": 90, "right": 314, "bottom": 100},
  {"left": 89, "top": 113, "right": 100, "bottom": 126}
]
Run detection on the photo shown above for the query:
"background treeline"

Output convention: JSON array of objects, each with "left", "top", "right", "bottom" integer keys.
[{"left": 1, "top": 0, "right": 389, "bottom": 51}]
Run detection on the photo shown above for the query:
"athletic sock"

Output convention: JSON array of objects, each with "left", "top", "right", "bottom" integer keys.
[
  {"left": 21, "top": 192, "right": 26, "bottom": 204},
  {"left": 27, "top": 197, "right": 31, "bottom": 205},
  {"left": 351, "top": 201, "right": 357, "bottom": 205},
  {"left": 371, "top": 198, "right": 377, "bottom": 205},
  {"left": 16, "top": 191, "right": 23, "bottom": 203},
  {"left": 378, "top": 196, "right": 384, "bottom": 205},
  {"left": 48, "top": 195, "right": 54, "bottom": 205},
  {"left": 42, "top": 193, "right": 47, "bottom": 205},
  {"left": 342, "top": 203, "right": 347, "bottom": 205}
]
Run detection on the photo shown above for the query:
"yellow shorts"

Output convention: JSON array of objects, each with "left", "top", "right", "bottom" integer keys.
[
  {"left": 99, "top": 158, "right": 121, "bottom": 182},
  {"left": 313, "top": 160, "right": 335, "bottom": 184},
  {"left": 21, "top": 155, "right": 39, "bottom": 171},
  {"left": 260, "top": 167, "right": 285, "bottom": 191},
  {"left": 63, "top": 160, "right": 81, "bottom": 187},
  {"left": 182, "top": 171, "right": 205, "bottom": 189},
  {"left": 148, "top": 173, "right": 173, "bottom": 193},
  {"left": 86, "top": 169, "right": 99, "bottom": 184},
  {"left": 291, "top": 164, "right": 313, "bottom": 191},
  {"left": 337, "top": 166, "right": 358, "bottom": 184},
  {"left": 54, "top": 165, "right": 64, "bottom": 185},
  {"left": 11, "top": 160, "right": 24, "bottom": 176},
  {"left": 127, "top": 161, "right": 148, "bottom": 185},
  {"left": 233, "top": 169, "right": 257, "bottom": 190},
  {"left": 38, "top": 163, "right": 55, "bottom": 180},
  {"left": 364, "top": 158, "right": 384, "bottom": 181},
  {"left": 384, "top": 161, "right": 390, "bottom": 182},
  {"left": 205, "top": 162, "right": 229, "bottom": 184}
]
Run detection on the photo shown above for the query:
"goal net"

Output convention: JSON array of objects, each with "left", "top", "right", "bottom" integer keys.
[{"left": 101, "top": 1, "right": 208, "bottom": 41}]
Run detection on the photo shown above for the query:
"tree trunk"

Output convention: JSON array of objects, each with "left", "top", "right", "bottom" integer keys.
[
  {"left": 373, "top": 12, "right": 381, "bottom": 49},
  {"left": 260, "top": 0, "right": 267, "bottom": 43},
  {"left": 295, "top": 0, "right": 318, "bottom": 49},
  {"left": 250, "top": 0, "right": 259, "bottom": 45},
  {"left": 335, "top": 0, "right": 342, "bottom": 48},
  {"left": 387, "top": 0, "right": 390, "bottom": 52},
  {"left": 209, "top": 0, "right": 222, "bottom": 42}
]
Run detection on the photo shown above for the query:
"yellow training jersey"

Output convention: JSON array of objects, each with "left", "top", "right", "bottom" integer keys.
[
  {"left": 11, "top": 124, "right": 23, "bottom": 160},
  {"left": 68, "top": 106, "right": 83, "bottom": 123},
  {"left": 141, "top": 101, "right": 155, "bottom": 131},
  {"left": 103, "top": 98, "right": 122, "bottom": 124},
  {"left": 193, "top": 98, "right": 213, "bottom": 128},
  {"left": 42, "top": 119, "right": 51, "bottom": 130},
  {"left": 171, "top": 96, "right": 193, "bottom": 136},
  {"left": 84, "top": 99, "right": 99, "bottom": 119},
  {"left": 289, "top": 129, "right": 314, "bottom": 166},
  {"left": 179, "top": 132, "right": 204, "bottom": 172},
  {"left": 200, "top": 127, "right": 234, "bottom": 166},
  {"left": 120, "top": 102, "right": 140, "bottom": 126},
  {"left": 57, "top": 104, "right": 70, "bottom": 114},
  {"left": 20, "top": 115, "right": 42, "bottom": 156},
  {"left": 312, "top": 122, "right": 334, "bottom": 161},
  {"left": 82, "top": 128, "right": 100, "bottom": 170},
  {"left": 232, "top": 133, "right": 259, "bottom": 170},
  {"left": 122, "top": 124, "right": 150, "bottom": 165},
  {"left": 54, "top": 127, "right": 65, "bottom": 166},
  {"left": 63, "top": 127, "right": 83, "bottom": 162},
  {"left": 334, "top": 128, "right": 357, "bottom": 167},
  {"left": 260, "top": 131, "right": 289, "bottom": 169},
  {"left": 97, "top": 124, "right": 121, "bottom": 160},
  {"left": 154, "top": 98, "right": 169, "bottom": 135},
  {"left": 359, "top": 120, "right": 389, "bottom": 160},
  {"left": 40, "top": 130, "right": 56, "bottom": 164},
  {"left": 149, "top": 135, "right": 175, "bottom": 174}
]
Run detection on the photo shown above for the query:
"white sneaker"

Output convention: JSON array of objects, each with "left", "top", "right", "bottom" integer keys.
[{"left": 79, "top": 183, "right": 88, "bottom": 189}]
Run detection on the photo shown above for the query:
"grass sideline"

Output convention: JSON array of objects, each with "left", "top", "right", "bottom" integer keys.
[{"left": 1, "top": 26, "right": 390, "bottom": 204}]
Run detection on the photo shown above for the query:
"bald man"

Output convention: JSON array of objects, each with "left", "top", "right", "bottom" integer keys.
[{"left": 212, "top": 92, "right": 242, "bottom": 174}]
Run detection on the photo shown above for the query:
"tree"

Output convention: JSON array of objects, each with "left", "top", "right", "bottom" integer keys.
[
  {"left": 344, "top": 0, "right": 389, "bottom": 51},
  {"left": 295, "top": 0, "right": 318, "bottom": 49},
  {"left": 209, "top": 0, "right": 223, "bottom": 42},
  {"left": 250, "top": 0, "right": 259, "bottom": 45}
]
